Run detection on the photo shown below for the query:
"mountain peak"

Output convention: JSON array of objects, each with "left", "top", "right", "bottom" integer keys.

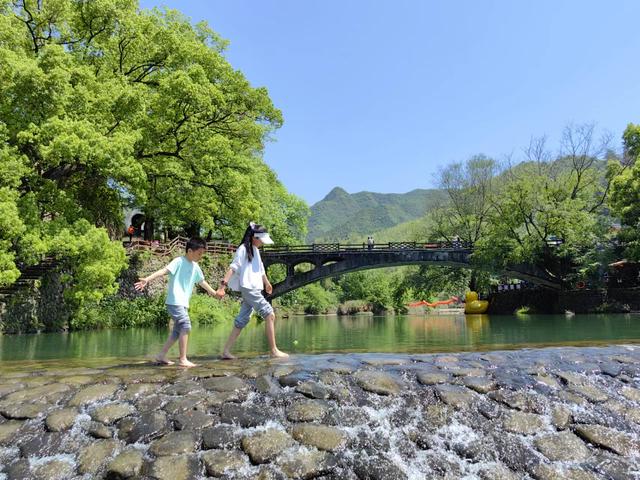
[{"left": 323, "top": 186, "right": 349, "bottom": 201}]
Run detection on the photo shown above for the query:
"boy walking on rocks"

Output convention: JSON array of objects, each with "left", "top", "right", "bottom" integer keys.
[{"left": 135, "top": 237, "right": 218, "bottom": 367}]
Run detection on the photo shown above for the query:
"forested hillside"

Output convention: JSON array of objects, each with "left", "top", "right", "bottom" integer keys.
[{"left": 307, "top": 187, "right": 445, "bottom": 242}]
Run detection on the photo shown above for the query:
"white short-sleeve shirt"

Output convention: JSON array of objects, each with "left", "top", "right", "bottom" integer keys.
[{"left": 228, "top": 244, "right": 265, "bottom": 291}]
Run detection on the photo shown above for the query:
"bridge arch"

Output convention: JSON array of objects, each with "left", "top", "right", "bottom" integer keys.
[{"left": 262, "top": 243, "right": 560, "bottom": 299}]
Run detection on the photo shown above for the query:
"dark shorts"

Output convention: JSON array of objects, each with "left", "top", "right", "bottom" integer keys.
[{"left": 167, "top": 304, "right": 191, "bottom": 339}]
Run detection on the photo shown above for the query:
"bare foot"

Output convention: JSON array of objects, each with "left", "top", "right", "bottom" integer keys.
[
  {"left": 220, "top": 352, "right": 237, "bottom": 360},
  {"left": 270, "top": 349, "right": 289, "bottom": 358},
  {"left": 177, "top": 359, "right": 197, "bottom": 368},
  {"left": 155, "top": 356, "right": 174, "bottom": 365}
]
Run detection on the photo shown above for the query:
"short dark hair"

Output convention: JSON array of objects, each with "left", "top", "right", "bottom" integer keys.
[{"left": 186, "top": 237, "right": 206, "bottom": 253}]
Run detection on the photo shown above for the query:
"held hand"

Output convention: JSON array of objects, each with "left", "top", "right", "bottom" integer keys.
[
  {"left": 134, "top": 278, "right": 148, "bottom": 292},
  {"left": 216, "top": 287, "right": 226, "bottom": 299},
  {"left": 265, "top": 282, "right": 273, "bottom": 295}
]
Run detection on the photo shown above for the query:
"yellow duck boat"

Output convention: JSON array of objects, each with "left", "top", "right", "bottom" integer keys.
[{"left": 464, "top": 291, "right": 489, "bottom": 314}]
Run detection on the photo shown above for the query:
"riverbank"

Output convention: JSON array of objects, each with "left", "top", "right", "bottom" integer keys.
[{"left": 0, "top": 345, "right": 638, "bottom": 479}]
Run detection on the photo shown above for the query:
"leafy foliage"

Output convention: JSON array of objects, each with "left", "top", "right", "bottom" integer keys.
[{"left": 0, "top": 1, "right": 308, "bottom": 320}]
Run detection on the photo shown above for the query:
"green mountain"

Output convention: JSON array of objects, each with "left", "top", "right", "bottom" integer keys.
[{"left": 307, "top": 187, "right": 445, "bottom": 243}]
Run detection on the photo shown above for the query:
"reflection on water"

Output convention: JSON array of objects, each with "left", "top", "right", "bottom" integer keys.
[{"left": 1, "top": 313, "right": 639, "bottom": 363}]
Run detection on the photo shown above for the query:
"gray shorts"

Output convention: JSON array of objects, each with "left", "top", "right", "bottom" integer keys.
[
  {"left": 234, "top": 288, "right": 274, "bottom": 329},
  {"left": 167, "top": 304, "right": 191, "bottom": 339}
]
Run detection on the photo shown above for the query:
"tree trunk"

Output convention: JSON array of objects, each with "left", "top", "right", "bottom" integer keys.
[{"left": 144, "top": 217, "right": 155, "bottom": 240}]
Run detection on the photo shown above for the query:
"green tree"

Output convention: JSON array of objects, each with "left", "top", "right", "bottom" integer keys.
[{"left": 0, "top": 1, "right": 307, "bottom": 313}]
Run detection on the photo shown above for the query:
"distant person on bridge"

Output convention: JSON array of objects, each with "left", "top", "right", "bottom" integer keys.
[
  {"left": 134, "top": 237, "right": 219, "bottom": 367},
  {"left": 367, "top": 236, "right": 374, "bottom": 250},
  {"left": 216, "top": 222, "right": 289, "bottom": 359}
]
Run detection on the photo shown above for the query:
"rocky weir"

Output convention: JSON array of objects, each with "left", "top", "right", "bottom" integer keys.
[{"left": 0, "top": 346, "right": 639, "bottom": 480}]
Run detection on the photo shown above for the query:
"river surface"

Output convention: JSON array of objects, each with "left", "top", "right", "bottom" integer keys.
[{"left": 1, "top": 312, "right": 640, "bottom": 364}]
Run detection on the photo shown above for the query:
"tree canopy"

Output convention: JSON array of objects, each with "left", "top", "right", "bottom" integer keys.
[{"left": 0, "top": 0, "right": 308, "bottom": 304}]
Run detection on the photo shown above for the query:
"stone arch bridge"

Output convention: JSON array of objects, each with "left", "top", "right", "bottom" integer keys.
[{"left": 261, "top": 241, "right": 561, "bottom": 299}]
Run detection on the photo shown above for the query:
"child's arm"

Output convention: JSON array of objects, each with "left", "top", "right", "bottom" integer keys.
[
  {"left": 263, "top": 274, "right": 273, "bottom": 295},
  {"left": 134, "top": 267, "right": 169, "bottom": 291},
  {"left": 215, "top": 267, "right": 235, "bottom": 298},
  {"left": 198, "top": 280, "right": 219, "bottom": 298}
]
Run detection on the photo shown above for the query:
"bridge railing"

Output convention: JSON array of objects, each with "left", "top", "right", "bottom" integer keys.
[
  {"left": 262, "top": 241, "right": 473, "bottom": 254},
  {"left": 125, "top": 236, "right": 235, "bottom": 257}
]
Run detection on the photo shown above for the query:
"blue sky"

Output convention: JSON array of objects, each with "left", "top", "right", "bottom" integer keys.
[{"left": 141, "top": 0, "right": 640, "bottom": 205}]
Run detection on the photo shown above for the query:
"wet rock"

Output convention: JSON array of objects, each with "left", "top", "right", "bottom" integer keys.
[
  {"left": 493, "top": 433, "right": 541, "bottom": 474},
  {"left": 478, "top": 400, "right": 502, "bottom": 420},
  {"left": 435, "top": 385, "right": 474, "bottom": 409},
  {"left": 0, "top": 401, "right": 50, "bottom": 419},
  {"left": 0, "top": 383, "right": 24, "bottom": 398},
  {"left": 242, "top": 429, "right": 295, "bottom": 464},
  {"left": 163, "top": 395, "right": 204, "bottom": 415},
  {"left": 204, "top": 390, "right": 244, "bottom": 406},
  {"left": 318, "top": 371, "right": 344, "bottom": 386},
  {"left": 0, "top": 420, "right": 23, "bottom": 444},
  {"left": 120, "top": 383, "right": 157, "bottom": 401},
  {"left": 277, "top": 450, "right": 337, "bottom": 479},
  {"left": 534, "top": 431, "right": 590, "bottom": 461},
  {"left": 135, "top": 393, "right": 165, "bottom": 412},
  {"left": 148, "top": 454, "right": 200, "bottom": 480},
  {"left": 203, "top": 376, "right": 249, "bottom": 393},
  {"left": 533, "top": 374, "right": 561, "bottom": 389},
  {"left": 556, "top": 371, "right": 586, "bottom": 385},
  {"left": 575, "top": 424, "right": 639, "bottom": 456},
  {"left": 202, "top": 424, "right": 242, "bottom": 449},
  {"left": 462, "top": 376, "right": 497, "bottom": 394},
  {"left": 587, "top": 451, "right": 639, "bottom": 480},
  {"left": 173, "top": 409, "right": 216, "bottom": 430},
  {"left": 532, "top": 464, "right": 601, "bottom": 480},
  {"left": 449, "top": 367, "right": 486, "bottom": 377},
  {"left": 91, "top": 402, "right": 136, "bottom": 424},
  {"left": 19, "top": 431, "right": 65, "bottom": 457},
  {"left": 164, "top": 380, "right": 203, "bottom": 396},
  {"left": 69, "top": 383, "right": 119, "bottom": 406},
  {"left": 31, "top": 458, "right": 76, "bottom": 480},
  {"left": 558, "top": 390, "right": 589, "bottom": 407},
  {"left": 45, "top": 407, "right": 79, "bottom": 432},
  {"left": 256, "top": 375, "right": 281, "bottom": 395},
  {"left": 106, "top": 448, "right": 144, "bottom": 479},
  {"left": 620, "top": 386, "right": 640, "bottom": 402},
  {"left": 489, "top": 389, "right": 544, "bottom": 412},
  {"left": 503, "top": 411, "right": 546, "bottom": 435},
  {"left": 363, "top": 358, "right": 408, "bottom": 366},
  {"left": 2, "top": 383, "right": 70, "bottom": 403},
  {"left": 329, "top": 363, "right": 356, "bottom": 374},
  {"left": 87, "top": 420, "right": 114, "bottom": 439},
  {"left": 220, "top": 403, "right": 270, "bottom": 427},
  {"left": 121, "top": 410, "right": 169, "bottom": 443},
  {"left": 353, "top": 454, "right": 408, "bottom": 480},
  {"left": 149, "top": 430, "right": 199, "bottom": 456},
  {"left": 325, "top": 406, "right": 369, "bottom": 427},
  {"left": 272, "top": 365, "right": 298, "bottom": 378},
  {"left": 478, "top": 463, "right": 519, "bottom": 480},
  {"left": 279, "top": 371, "right": 312, "bottom": 387},
  {"left": 287, "top": 400, "right": 329, "bottom": 422},
  {"left": 291, "top": 424, "right": 347, "bottom": 451},
  {"left": 550, "top": 404, "right": 571, "bottom": 430},
  {"left": 354, "top": 371, "right": 400, "bottom": 396},
  {"left": 569, "top": 384, "right": 609, "bottom": 403},
  {"left": 202, "top": 449, "right": 247, "bottom": 476},
  {"left": 77, "top": 438, "right": 119, "bottom": 474},
  {"left": 296, "top": 380, "right": 330, "bottom": 399},
  {"left": 416, "top": 372, "right": 449, "bottom": 386}
]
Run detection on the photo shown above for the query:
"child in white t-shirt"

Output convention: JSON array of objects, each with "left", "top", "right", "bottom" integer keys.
[{"left": 216, "top": 223, "right": 288, "bottom": 359}]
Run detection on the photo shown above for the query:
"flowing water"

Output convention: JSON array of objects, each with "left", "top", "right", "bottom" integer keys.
[{"left": 1, "top": 314, "right": 639, "bottom": 479}]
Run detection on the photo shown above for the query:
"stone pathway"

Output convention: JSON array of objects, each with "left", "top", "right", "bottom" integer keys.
[{"left": 0, "top": 345, "right": 639, "bottom": 479}]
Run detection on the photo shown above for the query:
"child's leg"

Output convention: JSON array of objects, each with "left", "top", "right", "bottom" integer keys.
[
  {"left": 264, "top": 312, "right": 288, "bottom": 358},
  {"left": 222, "top": 297, "right": 252, "bottom": 359},
  {"left": 177, "top": 332, "right": 196, "bottom": 367},
  {"left": 156, "top": 333, "right": 177, "bottom": 364}
]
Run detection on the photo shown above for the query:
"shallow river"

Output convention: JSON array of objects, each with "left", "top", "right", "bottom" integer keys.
[{"left": 1, "top": 312, "right": 640, "bottom": 364}]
